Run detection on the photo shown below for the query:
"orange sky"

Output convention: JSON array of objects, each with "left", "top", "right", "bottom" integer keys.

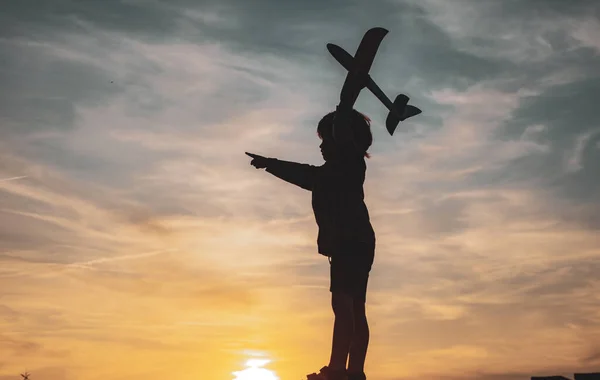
[{"left": 2, "top": 1, "right": 600, "bottom": 380}]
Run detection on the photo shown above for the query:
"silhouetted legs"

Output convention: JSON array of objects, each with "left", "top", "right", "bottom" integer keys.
[
  {"left": 328, "top": 291, "right": 369, "bottom": 379},
  {"left": 329, "top": 291, "right": 354, "bottom": 370},
  {"left": 348, "top": 301, "right": 369, "bottom": 375},
  {"left": 326, "top": 244, "right": 374, "bottom": 379}
]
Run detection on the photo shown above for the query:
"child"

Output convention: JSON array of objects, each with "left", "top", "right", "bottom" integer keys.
[{"left": 245, "top": 107, "right": 376, "bottom": 380}]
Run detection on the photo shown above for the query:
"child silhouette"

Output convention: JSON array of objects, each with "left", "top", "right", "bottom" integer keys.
[{"left": 246, "top": 107, "right": 376, "bottom": 380}]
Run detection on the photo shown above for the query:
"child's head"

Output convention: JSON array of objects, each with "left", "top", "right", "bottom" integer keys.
[{"left": 317, "top": 109, "right": 373, "bottom": 161}]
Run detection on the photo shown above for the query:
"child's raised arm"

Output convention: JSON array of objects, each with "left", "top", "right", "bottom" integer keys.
[{"left": 332, "top": 104, "right": 355, "bottom": 146}]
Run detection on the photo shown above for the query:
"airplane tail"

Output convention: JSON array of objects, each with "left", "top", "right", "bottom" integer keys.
[{"left": 385, "top": 94, "right": 422, "bottom": 135}]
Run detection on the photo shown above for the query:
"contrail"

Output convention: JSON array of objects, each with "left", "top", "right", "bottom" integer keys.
[
  {"left": 0, "top": 249, "right": 176, "bottom": 279},
  {"left": 0, "top": 176, "right": 28, "bottom": 182},
  {"left": 66, "top": 249, "right": 176, "bottom": 269},
  {"left": 1, "top": 246, "right": 178, "bottom": 279}
]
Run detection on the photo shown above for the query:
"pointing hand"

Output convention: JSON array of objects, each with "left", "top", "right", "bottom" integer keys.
[{"left": 245, "top": 152, "right": 269, "bottom": 169}]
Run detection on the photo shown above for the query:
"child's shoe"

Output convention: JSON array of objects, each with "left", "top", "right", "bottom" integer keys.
[
  {"left": 306, "top": 366, "right": 347, "bottom": 380},
  {"left": 347, "top": 371, "right": 366, "bottom": 380}
]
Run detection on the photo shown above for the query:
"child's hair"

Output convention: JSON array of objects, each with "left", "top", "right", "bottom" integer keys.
[{"left": 316, "top": 109, "right": 373, "bottom": 158}]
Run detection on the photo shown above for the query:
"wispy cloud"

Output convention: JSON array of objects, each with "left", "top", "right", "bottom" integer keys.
[{"left": 0, "top": 176, "right": 27, "bottom": 182}]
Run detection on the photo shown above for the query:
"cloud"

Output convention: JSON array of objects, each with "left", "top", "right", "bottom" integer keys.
[
  {"left": 495, "top": 77, "right": 600, "bottom": 203},
  {"left": 0, "top": 176, "right": 28, "bottom": 182},
  {"left": 0, "top": 37, "right": 122, "bottom": 136}
]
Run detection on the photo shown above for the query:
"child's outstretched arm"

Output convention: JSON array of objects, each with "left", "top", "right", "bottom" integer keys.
[{"left": 246, "top": 152, "right": 316, "bottom": 191}]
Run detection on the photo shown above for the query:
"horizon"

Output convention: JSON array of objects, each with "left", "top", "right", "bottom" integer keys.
[{"left": 1, "top": 1, "right": 600, "bottom": 380}]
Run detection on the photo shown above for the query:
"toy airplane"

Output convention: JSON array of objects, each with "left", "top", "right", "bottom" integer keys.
[{"left": 327, "top": 28, "right": 422, "bottom": 136}]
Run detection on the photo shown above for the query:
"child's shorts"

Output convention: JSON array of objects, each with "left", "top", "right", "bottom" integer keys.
[{"left": 329, "top": 241, "right": 375, "bottom": 303}]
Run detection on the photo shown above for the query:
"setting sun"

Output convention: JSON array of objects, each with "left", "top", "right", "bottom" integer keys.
[{"left": 232, "top": 359, "right": 279, "bottom": 380}]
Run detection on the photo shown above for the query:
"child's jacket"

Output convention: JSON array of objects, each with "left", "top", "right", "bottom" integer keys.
[{"left": 264, "top": 147, "right": 376, "bottom": 257}]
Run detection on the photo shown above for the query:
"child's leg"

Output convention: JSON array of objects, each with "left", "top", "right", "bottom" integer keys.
[
  {"left": 346, "top": 243, "right": 374, "bottom": 379},
  {"left": 347, "top": 300, "right": 369, "bottom": 376},
  {"left": 329, "top": 291, "right": 354, "bottom": 371}
]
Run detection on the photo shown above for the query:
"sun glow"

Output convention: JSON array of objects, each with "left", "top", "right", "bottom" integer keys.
[{"left": 232, "top": 359, "right": 279, "bottom": 380}]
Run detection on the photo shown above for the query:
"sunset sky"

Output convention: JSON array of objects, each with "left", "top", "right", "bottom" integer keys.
[{"left": 1, "top": 1, "right": 600, "bottom": 379}]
